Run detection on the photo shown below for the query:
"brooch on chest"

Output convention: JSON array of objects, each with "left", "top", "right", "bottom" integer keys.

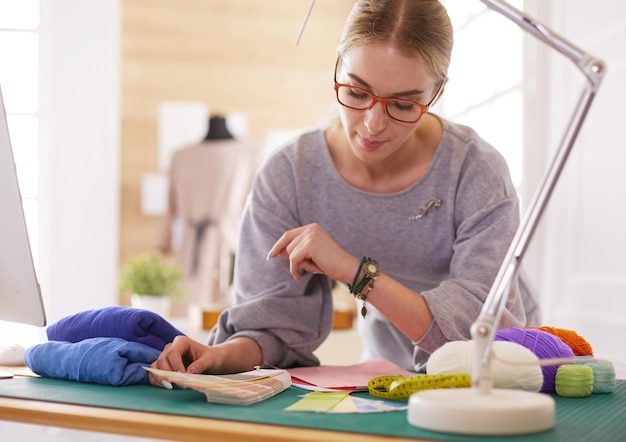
[{"left": 409, "top": 197, "right": 443, "bottom": 220}]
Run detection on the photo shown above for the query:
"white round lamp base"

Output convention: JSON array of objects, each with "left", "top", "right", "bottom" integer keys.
[{"left": 408, "top": 388, "right": 555, "bottom": 436}]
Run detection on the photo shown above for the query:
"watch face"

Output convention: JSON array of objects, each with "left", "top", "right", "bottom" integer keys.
[{"left": 364, "top": 259, "right": 379, "bottom": 277}]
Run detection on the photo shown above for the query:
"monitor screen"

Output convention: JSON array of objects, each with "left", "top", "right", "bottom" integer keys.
[{"left": 0, "top": 81, "right": 46, "bottom": 326}]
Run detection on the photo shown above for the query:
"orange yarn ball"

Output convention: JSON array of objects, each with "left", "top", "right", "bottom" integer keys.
[{"left": 526, "top": 326, "right": 593, "bottom": 356}]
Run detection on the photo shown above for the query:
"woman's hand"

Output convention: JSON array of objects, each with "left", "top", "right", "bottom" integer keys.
[
  {"left": 267, "top": 223, "right": 359, "bottom": 284},
  {"left": 148, "top": 336, "right": 218, "bottom": 387},
  {"left": 147, "top": 335, "right": 263, "bottom": 388}
]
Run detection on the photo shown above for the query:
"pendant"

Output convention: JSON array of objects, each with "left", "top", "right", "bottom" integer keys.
[{"left": 361, "top": 302, "right": 367, "bottom": 319}]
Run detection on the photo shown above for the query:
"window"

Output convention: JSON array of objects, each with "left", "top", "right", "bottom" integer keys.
[
  {"left": 0, "top": 0, "right": 40, "bottom": 345},
  {"left": 440, "top": 0, "right": 524, "bottom": 190}
]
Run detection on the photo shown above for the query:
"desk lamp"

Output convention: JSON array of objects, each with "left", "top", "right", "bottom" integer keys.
[
  {"left": 295, "top": 0, "right": 606, "bottom": 435},
  {"left": 407, "top": 0, "right": 606, "bottom": 435}
]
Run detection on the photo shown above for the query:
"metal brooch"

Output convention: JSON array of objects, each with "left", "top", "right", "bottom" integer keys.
[{"left": 409, "top": 197, "right": 442, "bottom": 220}]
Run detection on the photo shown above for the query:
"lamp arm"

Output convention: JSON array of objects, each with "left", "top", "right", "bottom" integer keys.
[{"left": 471, "top": 0, "right": 606, "bottom": 394}]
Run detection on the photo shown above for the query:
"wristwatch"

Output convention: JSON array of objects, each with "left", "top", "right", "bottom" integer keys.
[
  {"left": 363, "top": 258, "right": 380, "bottom": 280},
  {"left": 351, "top": 257, "right": 380, "bottom": 298}
]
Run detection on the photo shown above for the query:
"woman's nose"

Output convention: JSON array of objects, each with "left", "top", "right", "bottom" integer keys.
[{"left": 363, "top": 101, "right": 387, "bottom": 135}]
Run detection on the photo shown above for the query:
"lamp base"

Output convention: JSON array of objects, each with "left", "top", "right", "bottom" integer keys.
[{"left": 407, "top": 387, "right": 555, "bottom": 436}]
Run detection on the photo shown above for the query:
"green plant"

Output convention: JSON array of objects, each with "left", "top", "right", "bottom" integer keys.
[{"left": 118, "top": 253, "right": 184, "bottom": 298}]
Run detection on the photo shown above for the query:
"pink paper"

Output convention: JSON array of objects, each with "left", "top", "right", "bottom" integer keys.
[{"left": 287, "top": 359, "right": 414, "bottom": 390}]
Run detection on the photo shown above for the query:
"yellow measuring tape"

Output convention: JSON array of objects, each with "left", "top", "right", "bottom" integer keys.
[{"left": 368, "top": 373, "right": 471, "bottom": 400}]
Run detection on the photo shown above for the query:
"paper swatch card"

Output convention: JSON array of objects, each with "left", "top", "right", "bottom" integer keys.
[
  {"left": 145, "top": 367, "right": 291, "bottom": 405},
  {"left": 284, "top": 391, "right": 409, "bottom": 414},
  {"left": 287, "top": 359, "right": 415, "bottom": 391}
]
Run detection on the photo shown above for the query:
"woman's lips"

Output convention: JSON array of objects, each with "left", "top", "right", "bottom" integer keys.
[{"left": 359, "top": 135, "right": 384, "bottom": 150}]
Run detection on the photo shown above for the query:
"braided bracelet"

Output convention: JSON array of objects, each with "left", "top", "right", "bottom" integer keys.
[{"left": 348, "top": 257, "right": 380, "bottom": 318}]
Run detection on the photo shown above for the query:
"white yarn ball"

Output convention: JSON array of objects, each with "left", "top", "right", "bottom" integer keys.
[{"left": 426, "top": 340, "right": 543, "bottom": 392}]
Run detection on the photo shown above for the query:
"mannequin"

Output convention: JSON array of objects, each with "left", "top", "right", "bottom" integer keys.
[
  {"left": 203, "top": 115, "right": 234, "bottom": 141},
  {"left": 157, "top": 114, "right": 258, "bottom": 319}
]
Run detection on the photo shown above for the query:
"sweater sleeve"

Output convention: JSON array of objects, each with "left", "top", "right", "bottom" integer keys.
[
  {"left": 206, "top": 141, "right": 334, "bottom": 368},
  {"left": 415, "top": 137, "right": 527, "bottom": 357}
]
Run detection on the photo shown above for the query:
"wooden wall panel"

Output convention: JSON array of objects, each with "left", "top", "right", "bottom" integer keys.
[{"left": 120, "top": 0, "right": 355, "bottom": 268}]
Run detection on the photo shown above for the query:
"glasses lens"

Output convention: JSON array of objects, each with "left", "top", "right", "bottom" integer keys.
[
  {"left": 385, "top": 99, "right": 424, "bottom": 123},
  {"left": 336, "top": 85, "right": 373, "bottom": 110}
]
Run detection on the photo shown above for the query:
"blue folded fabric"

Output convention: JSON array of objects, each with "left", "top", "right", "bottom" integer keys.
[
  {"left": 46, "top": 306, "right": 184, "bottom": 351},
  {"left": 24, "top": 337, "right": 161, "bottom": 386}
]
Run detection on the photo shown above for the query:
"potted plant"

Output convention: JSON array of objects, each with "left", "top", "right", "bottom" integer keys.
[{"left": 118, "top": 252, "right": 184, "bottom": 317}]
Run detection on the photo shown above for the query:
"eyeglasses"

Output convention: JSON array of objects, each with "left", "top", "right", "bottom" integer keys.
[{"left": 333, "top": 59, "right": 443, "bottom": 124}]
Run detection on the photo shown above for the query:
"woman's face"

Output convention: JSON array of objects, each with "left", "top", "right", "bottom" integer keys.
[{"left": 336, "top": 42, "right": 440, "bottom": 164}]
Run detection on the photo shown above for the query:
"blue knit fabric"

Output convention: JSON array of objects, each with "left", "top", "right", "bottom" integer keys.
[
  {"left": 24, "top": 337, "right": 161, "bottom": 386},
  {"left": 46, "top": 306, "right": 184, "bottom": 351}
]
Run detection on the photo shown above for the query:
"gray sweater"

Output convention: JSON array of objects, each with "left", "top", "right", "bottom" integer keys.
[{"left": 208, "top": 118, "right": 535, "bottom": 370}]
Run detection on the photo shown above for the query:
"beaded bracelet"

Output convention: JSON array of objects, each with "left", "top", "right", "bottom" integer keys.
[{"left": 348, "top": 257, "right": 380, "bottom": 318}]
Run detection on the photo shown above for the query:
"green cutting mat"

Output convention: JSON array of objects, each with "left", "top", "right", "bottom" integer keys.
[{"left": 1, "top": 377, "right": 625, "bottom": 441}]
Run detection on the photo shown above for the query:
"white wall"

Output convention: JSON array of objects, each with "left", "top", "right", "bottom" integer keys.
[
  {"left": 0, "top": 1, "right": 124, "bottom": 439},
  {"left": 523, "top": 0, "right": 626, "bottom": 377},
  {"left": 38, "top": 0, "right": 120, "bottom": 323}
]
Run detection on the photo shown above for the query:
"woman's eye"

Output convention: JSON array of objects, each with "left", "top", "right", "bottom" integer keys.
[
  {"left": 390, "top": 101, "right": 415, "bottom": 112},
  {"left": 348, "top": 88, "right": 369, "bottom": 100}
]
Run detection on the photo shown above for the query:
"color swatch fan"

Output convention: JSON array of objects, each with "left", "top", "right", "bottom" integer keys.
[{"left": 145, "top": 367, "right": 291, "bottom": 405}]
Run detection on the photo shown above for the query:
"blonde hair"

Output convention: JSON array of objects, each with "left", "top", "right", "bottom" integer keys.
[{"left": 337, "top": 0, "right": 453, "bottom": 82}]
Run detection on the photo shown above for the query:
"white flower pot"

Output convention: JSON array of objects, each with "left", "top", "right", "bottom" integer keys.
[{"left": 130, "top": 294, "right": 172, "bottom": 318}]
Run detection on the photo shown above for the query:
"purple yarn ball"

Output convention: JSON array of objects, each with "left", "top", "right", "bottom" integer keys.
[{"left": 494, "top": 327, "right": 574, "bottom": 392}]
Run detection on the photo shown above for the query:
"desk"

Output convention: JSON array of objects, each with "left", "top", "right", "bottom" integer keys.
[
  {"left": 1, "top": 371, "right": 625, "bottom": 442},
  {"left": 0, "top": 396, "right": 402, "bottom": 442}
]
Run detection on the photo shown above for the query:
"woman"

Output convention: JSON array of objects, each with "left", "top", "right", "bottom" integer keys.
[{"left": 149, "top": 0, "right": 537, "bottom": 384}]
